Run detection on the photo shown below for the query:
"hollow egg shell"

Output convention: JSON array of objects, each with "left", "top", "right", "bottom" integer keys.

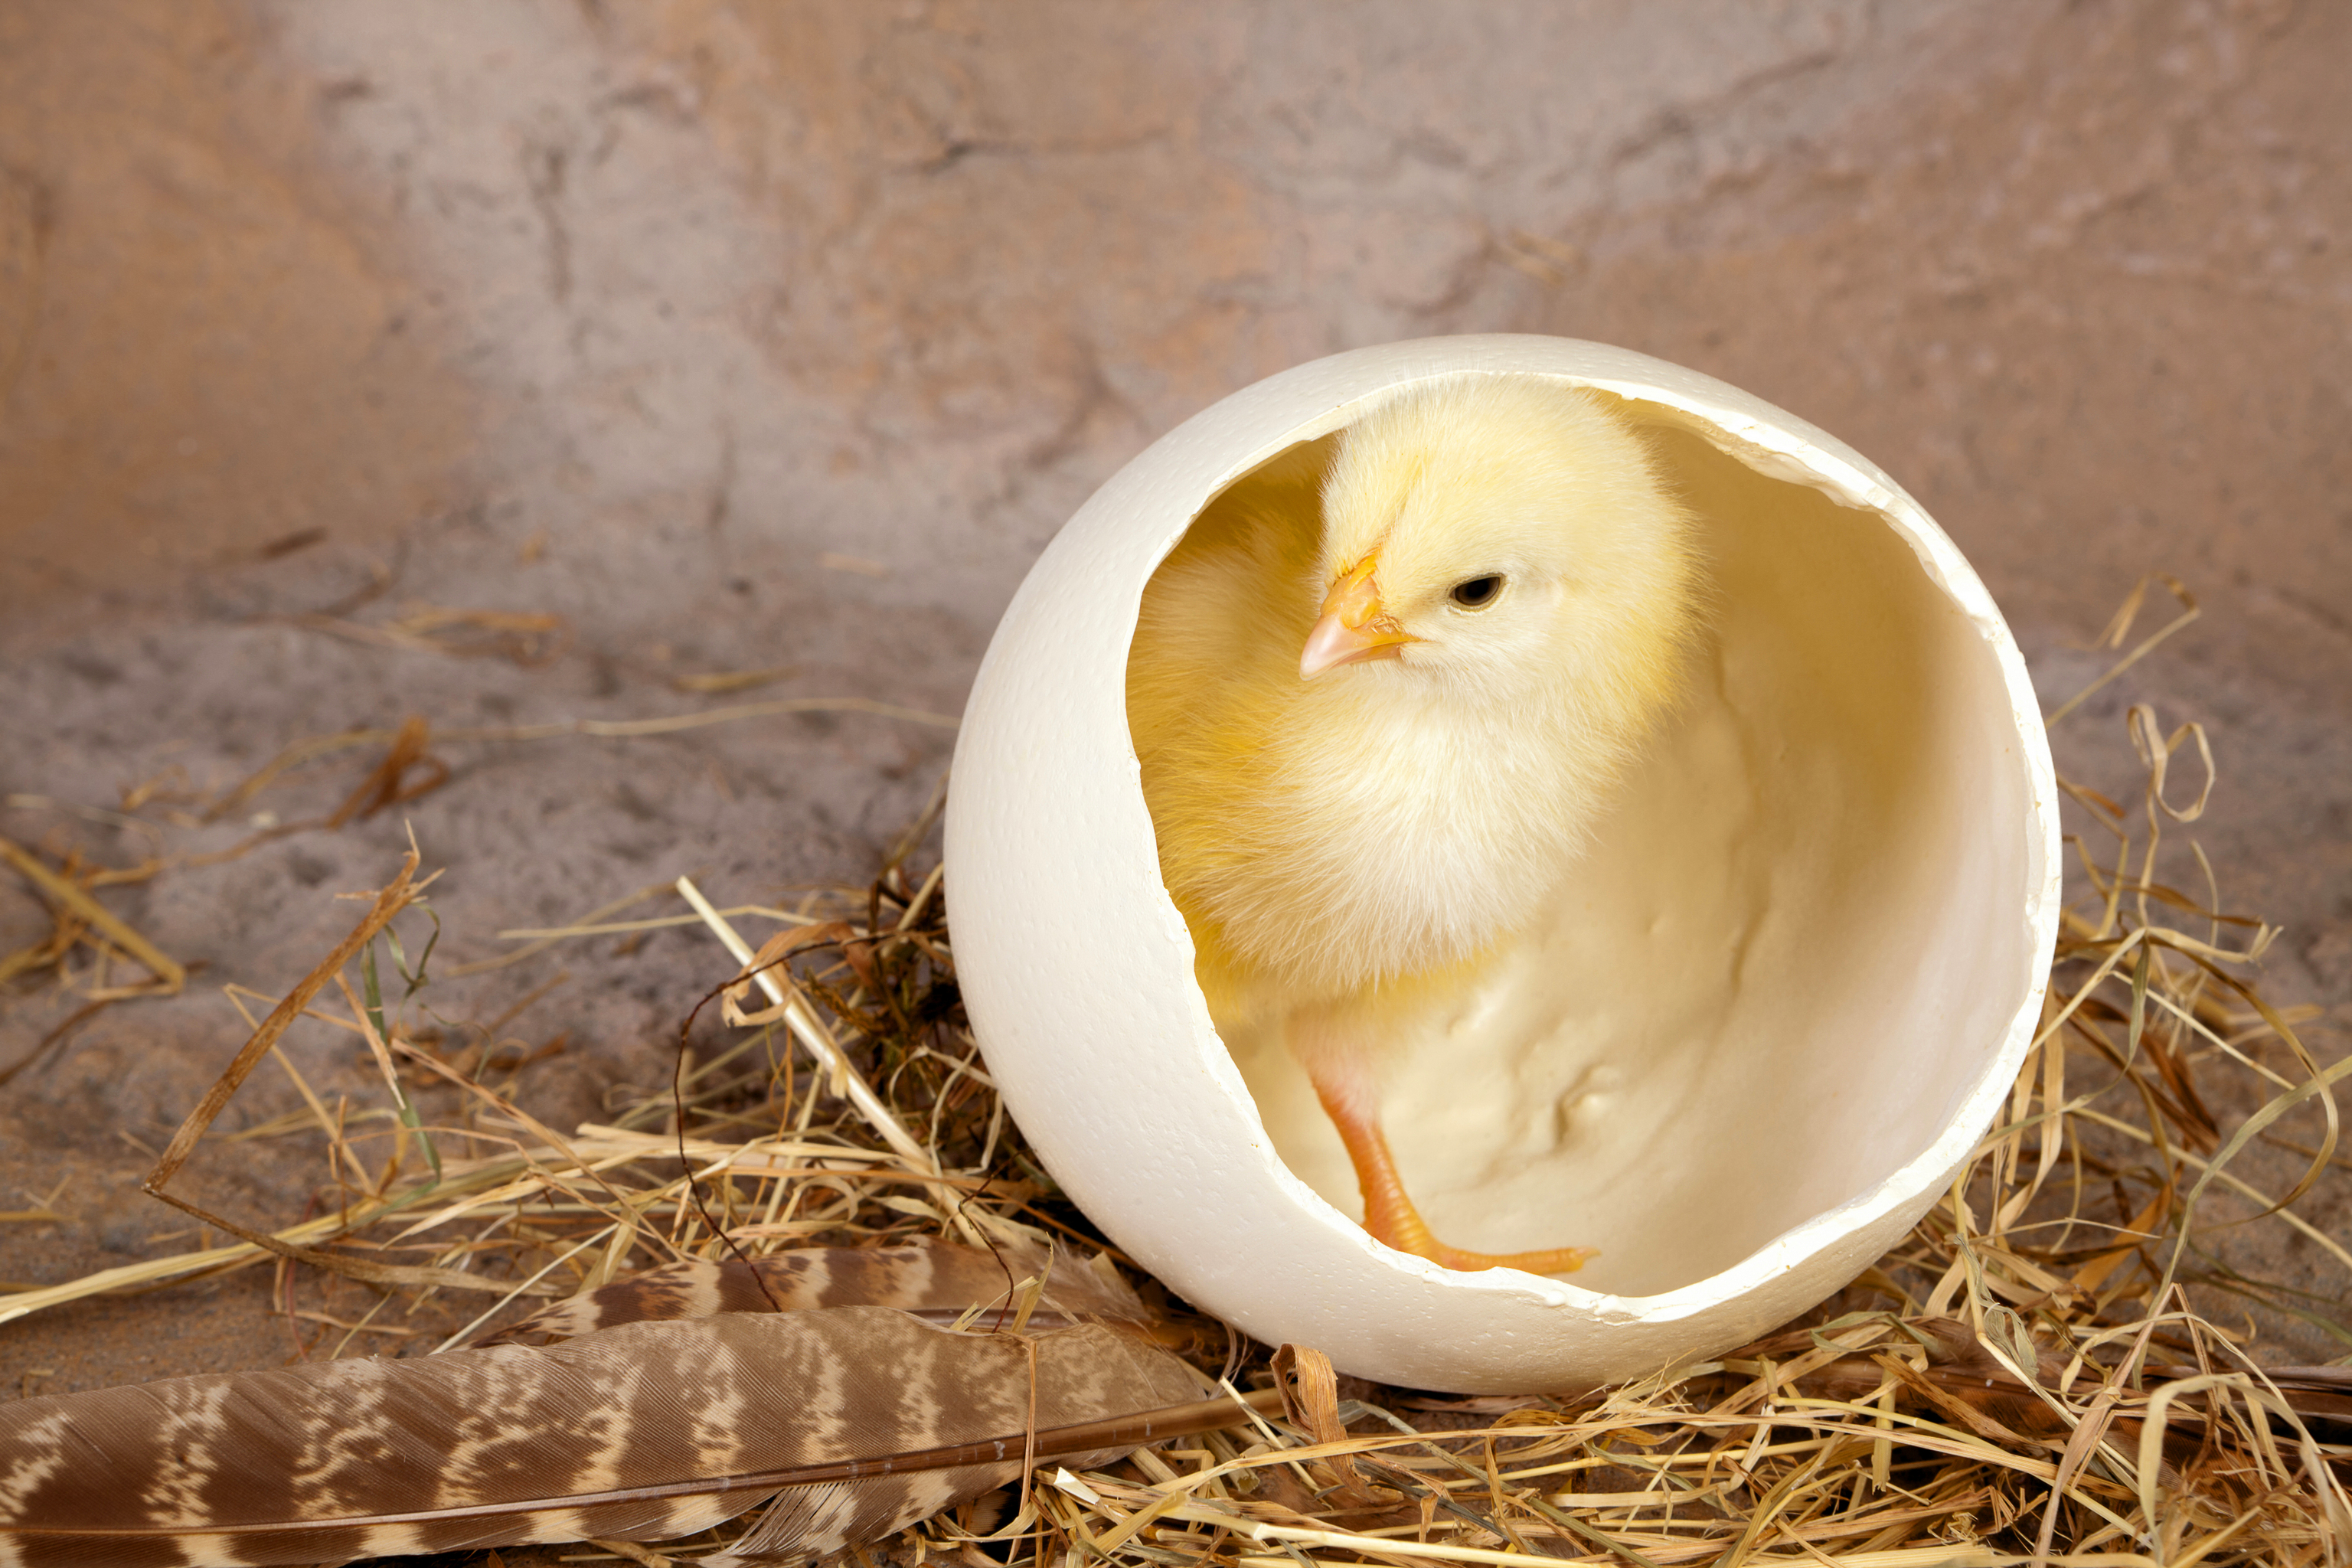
[{"left": 944, "top": 335, "right": 2059, "bottom": 1393}]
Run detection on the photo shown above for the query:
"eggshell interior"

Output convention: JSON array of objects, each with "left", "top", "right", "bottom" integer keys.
[{"left": 946, "top": 335, "right": 2058, "bottom": 1393}]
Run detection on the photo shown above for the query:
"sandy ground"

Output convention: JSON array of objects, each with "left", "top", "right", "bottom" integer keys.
[{"left": 2, "top": 0, "right": 2347, "bottom": 1400}]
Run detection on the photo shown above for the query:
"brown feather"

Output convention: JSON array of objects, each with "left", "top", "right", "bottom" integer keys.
[
  {"left": 479, "top": 1236, "right": 1145, "bottom": 1348},
  {"left": 0, "top": 1307, "right": 1210, "bottom": 1568}
]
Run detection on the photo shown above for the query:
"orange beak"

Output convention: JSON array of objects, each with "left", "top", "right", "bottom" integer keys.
[{"left": 1300, "top": 554, "right": 1419, "bottom": 679}]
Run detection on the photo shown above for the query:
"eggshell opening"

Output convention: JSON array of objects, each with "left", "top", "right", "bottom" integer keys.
[{"left": 947, "top": 336, "right": 2058, "bottom": 1393}]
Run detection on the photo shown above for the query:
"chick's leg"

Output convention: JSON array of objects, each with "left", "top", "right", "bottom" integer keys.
[{"left": 1289, "top": 1004, "right": 1596, "bottom": 1276}]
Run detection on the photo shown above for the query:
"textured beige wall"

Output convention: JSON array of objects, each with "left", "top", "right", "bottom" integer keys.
[{"left": 0, "top": 4, "right": 475, "bottom": 611}]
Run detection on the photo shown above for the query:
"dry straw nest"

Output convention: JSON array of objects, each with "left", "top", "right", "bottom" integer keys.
[{"left": 3, "top": 579, "right": 2347, "bottom": 1568}]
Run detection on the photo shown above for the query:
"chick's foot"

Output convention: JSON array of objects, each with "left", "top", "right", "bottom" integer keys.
[{"left": 1312, "top": 1076, "right": 1596, "bottom": 1277}]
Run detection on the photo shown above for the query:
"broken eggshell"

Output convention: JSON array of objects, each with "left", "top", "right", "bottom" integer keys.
[{"left": 944, "top": 335, "right": 2059, "bottom": 1393}]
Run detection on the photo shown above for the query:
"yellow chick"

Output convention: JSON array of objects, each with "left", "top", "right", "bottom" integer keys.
[{"left": 1126, "top": 374, "right": 1699, "bottom": 1274}]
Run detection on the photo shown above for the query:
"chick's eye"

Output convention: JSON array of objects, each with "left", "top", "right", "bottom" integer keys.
[{"left": 1450, "top": 574, "right": 1504, "bottom": 609}]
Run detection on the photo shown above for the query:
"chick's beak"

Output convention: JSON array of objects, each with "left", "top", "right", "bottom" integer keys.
[{"left": 1301, "top": 554, "right": 1420, "bottom": 680}]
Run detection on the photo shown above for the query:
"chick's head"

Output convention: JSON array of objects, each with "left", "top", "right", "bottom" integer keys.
[{"left": 1305, "top": 375, "right": 1700, "bottom": 724}]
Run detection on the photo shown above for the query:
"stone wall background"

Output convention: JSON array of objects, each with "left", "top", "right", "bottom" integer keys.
[{"left": 3, "top": 2, "right": 2346, "bottom": 1390}]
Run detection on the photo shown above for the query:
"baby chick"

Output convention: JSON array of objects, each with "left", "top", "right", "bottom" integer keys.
[{"left": 1127, "top": 374, "right": 1698, "bottom": 1274}]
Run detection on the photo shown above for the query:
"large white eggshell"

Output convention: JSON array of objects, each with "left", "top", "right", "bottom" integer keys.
[{"left": 945, "top": 335, "right": 2059, "bottom": 1393}]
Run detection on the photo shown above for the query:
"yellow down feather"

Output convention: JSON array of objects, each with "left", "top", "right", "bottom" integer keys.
[{"left": 1126, "top": 374, "right": 1700, "bottom": 1019}]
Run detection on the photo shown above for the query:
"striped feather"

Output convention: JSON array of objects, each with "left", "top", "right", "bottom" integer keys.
[
  {"left": 0, "top": 1307, "right": 1209, "bottom": 1567},
  {"left": 480, "top": 1236, "right": 1146, "bottom": 1347}
]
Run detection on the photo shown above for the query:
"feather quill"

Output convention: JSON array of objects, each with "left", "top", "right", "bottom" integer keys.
[{"left": 0, "top": 1305, "right": 1219, "bottom": 1568}]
